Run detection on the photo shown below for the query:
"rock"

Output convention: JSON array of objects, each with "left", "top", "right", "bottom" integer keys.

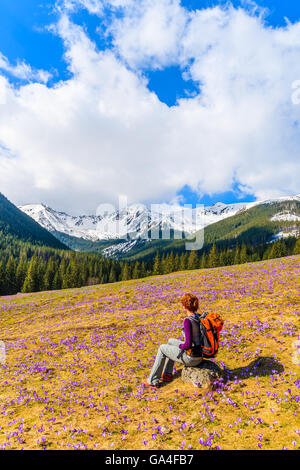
[
  {"left": 181, "top": 360, "right": 225, "bottom": 390},
  {"left": 160, "top": 425, "right": 172, "bottom": 434},
  {"left": 181, "top": 356, "right": 284, "bottom": 390}
]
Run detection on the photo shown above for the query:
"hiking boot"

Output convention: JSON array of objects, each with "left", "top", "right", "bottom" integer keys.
[
  {"left": 161, "top": 373, "right": 173, "bottom": 383},
  {"left": 142, "top": 381, "right": 161, "bottom": 389}
]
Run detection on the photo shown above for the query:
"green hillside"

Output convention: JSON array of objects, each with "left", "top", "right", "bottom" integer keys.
[
  {"left": 0, "top": 193, "right": 67, "bottom": 250},
  {"left": 194, "top": 200, "right": 300, "bottom": 247},
  {"left": 121, "top": 200, "right": 300, "bottom": 261},
  {"left": 52, "top": 230, "right": 121, "bottom": 253}
]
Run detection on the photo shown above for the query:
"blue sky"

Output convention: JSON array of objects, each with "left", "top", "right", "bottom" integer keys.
[
  {"left": 0, "top": 0, "right": 299, "bottom": 213},
  {"left": 181, "top": 0, "right": 300, "bottom": 26},
  {"left": 1, "top": 1, "right": 299, "bottom": 87},
  {"left": 1, "top": 1, "right": 298, "bottom": 82}
]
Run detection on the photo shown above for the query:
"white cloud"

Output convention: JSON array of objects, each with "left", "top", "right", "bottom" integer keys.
[
  {"left": 108, "top": 0, "right": 188, "bottom": 69},
  {"left": 61, "top": 0, "right": 104, "bottom": 15},
  {"left": 0, "top": 52, "right": 51, "bottom": 83},
  {"left": 0, "top": 2, "right": 300, "bottom": 214}
]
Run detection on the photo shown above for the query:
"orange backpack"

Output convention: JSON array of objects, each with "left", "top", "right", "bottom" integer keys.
[{"left": 199, "top": 312, "right": 224, "bottom": 358}]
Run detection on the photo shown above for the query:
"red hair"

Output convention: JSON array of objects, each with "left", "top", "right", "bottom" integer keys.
[{"left": 181, "top": 293, "right": 199, "bottom": 313}]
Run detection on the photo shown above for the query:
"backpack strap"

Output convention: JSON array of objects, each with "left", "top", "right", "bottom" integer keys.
[{"left": 187, "top": 315, "right": 203, "bottom": 357}]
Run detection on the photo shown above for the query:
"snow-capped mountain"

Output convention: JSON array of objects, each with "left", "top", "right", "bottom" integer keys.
[
  {"left": 19, "top": 200, "right": 253, "bottom": 242},
  {"left": 20, "top": 204, "right": 106, "bottom": 241},
  {"left": 19, "top": 194, "right": 300, "bottom": 243}
]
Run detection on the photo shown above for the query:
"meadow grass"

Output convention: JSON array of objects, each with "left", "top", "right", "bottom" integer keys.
[{"left": 0, "top": 256, "right": 299, "bottom": 450}]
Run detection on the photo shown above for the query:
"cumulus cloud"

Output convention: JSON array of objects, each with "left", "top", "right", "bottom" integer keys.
[
  {"left": 0, "top": 52, "right": 52, "bottom": 83},
  {"left": 108, "top": 0, "right": 188, "bottom": 69},
  {"left": 0, "top": 1, "right": 300, "bottom": 214},
  {"left": 61, "top": 0, "right": 104, "bottom": 15}
]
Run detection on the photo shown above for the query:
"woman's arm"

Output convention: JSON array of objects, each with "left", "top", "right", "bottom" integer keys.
[{"left": 179, "top": 318, "right": 192, "bottom": 350}]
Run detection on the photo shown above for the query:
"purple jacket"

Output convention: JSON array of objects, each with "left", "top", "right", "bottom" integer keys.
[{"left": 179, "top": 318, "right": 193, "bottom": 350}]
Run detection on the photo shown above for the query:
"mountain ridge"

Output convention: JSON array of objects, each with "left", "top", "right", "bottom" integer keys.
[
  {"left": 20, "top": 195, "right": 298, "bottom": 241},
  {"left": 19, "top": 194, "right": 300, "bottom": 259}
]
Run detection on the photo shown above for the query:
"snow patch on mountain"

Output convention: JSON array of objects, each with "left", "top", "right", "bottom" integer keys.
[
  {"left": 102, "top": 240, "right": 142, "bottom": 257},
  {"left": 271, "top": 211, "right": 300, "bottom": 222},
  {"left": 270, "top": 229, "right": 300, "bottom": 242}
]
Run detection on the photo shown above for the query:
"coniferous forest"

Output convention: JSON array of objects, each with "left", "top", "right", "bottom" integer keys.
[{"left": 0, "top": 228, "right": 299, "bottom": 296}]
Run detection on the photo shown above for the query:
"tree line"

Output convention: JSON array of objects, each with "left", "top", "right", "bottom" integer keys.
[
  {"left": 0, "top": 232, "right": 299, "bottom": 296},
  {"left": 151, "top": 235, "right": 300, "bottom": 274}
]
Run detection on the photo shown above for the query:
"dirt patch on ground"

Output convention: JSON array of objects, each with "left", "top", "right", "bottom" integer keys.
[
  {"left": 0, "top": 289, "right": 62, "bottom": 301},
  {"left": 0, "top": 292, "right": 30, "bottom": 301}
]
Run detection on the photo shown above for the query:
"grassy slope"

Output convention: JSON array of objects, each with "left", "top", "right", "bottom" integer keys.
[
  {"left": 0, "top": 193, "right": 67, "bottom": 250},
  {"left": 0, "top": 256, "right": 299, "bottom": 450}
]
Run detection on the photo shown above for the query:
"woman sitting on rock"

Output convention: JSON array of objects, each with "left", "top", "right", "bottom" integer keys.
[{"left": 143, "top": 293, "right": 203, "bottom": 389}]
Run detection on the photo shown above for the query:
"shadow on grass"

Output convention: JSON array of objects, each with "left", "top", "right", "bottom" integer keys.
[
  {"left": 167, "top": 356, "right": 285, "bottom": 389},
  {"left": 153, "top": 356, "right": 285, "bottom": 390},
  {"left": 224, "top": 356, "right": 285, "bottom": 381}
]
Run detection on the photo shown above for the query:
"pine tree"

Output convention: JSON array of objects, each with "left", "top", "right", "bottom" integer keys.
[
  {"left": 108, "top": 264, "right": 117, "bottom": 282},
  {"left": 187, "top": 250, "right": 199, "bottom": 270},
  {"left": 71, "top": 259, "right": 82, "bottom": 287},
  {"left": 0, "top": 261, "right": 6, "bottom": 295},
  {"left": 168, "top": 252, "right": 175, "bottom": 272},
  {"left": 160, "top": 254, "right": 167, "bottom": 274},
  {"left": 59, "top": 258, "right": 67, "bottom": 285},
  {"left": 22, "top": 256, "right": 39, "bottom": 293},
  {"left": 62, "top": 264, "right": 71, "bottom": 289},
  {"left": 199, "top": 252, "right": 205, "bottom": 269},
  {"left": 43, "top": 258, "right": 55, "bottom": 290},
  {"left": 121, "top": 262, "right": 130, "bottom": 281},
  {"left": 294, "top": 237, "right": 300, "bottom": 255},
  {"left": 223, "top": 248, "right": 232, "bottom": 266},
  {"left": 162, "top": 253, "right": 173, "bottom": 274},
  {"left": 16, "top": 258, "right": 27, "bottom": 292},
  {"left": 78, "top": 262, "right": 86, "bottom": 286},
  {"left": 240, "top": 244, "right": 248, "bottom": 264},
  {"left": 251, "top": 251, "right": 260, "bottom": 262},
  {"left": 36, "top": 258, "right": 45, "bottom": 291},
  {"left": 179, "top": 252, "right": 188, "bottom": 271},
  {"left": 5, "top": 256, "right": 17, "bottom": 294},
  {"left": 269, "top": 240, "right": 287, "bottom": 259},
  {"left": 132, "top": 262, "right": 140, "bottom": 279},
  {"left": 153, "top": 252, "right": 161, "bottom": 275},
  {"left": 219, "top": 249, "right": 227, "bottom": 267},
  {"left": 173, "top": 253, "right": 180, "bottom": 272},
  {"left": 263, "top": 245, "right": 272, "bottom": 260},
  {"left": 53, "top": 270, "right": 62, "bottom": 290},
  {"left": 208, "top": 244, "right": 219, "bottom": 268},
  {"left": 140, "top": 262, "right": 146, "bottom": 278},
  {"left": 234, "top": 245, "right": 240, "bottom": 265},
  {"left": 99, "top": 264, "right": 107, "bottom": 283}
]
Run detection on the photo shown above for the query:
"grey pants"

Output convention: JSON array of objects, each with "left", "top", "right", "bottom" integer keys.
[{"left": 147, "top": 338, "right": 202, "bottom": 385}]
